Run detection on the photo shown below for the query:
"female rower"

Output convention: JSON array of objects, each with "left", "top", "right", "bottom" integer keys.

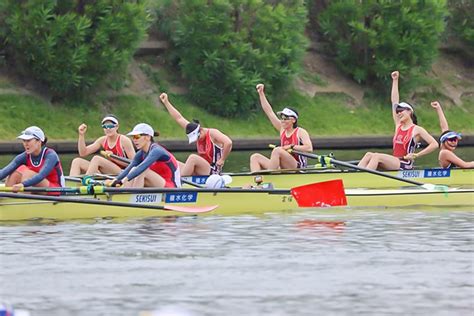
[
  {"left": 250, "top": 83, "right": 313, "bottom": 172},
  {"left": 431, "top": 101, "right": 474, "bottom": 168},
  {"left": 69, "top": 115, "right": 135, "bottom": 176},
  {"left": 105, "top": 123, "right": 181, "bottom": 188},
  {"left": 159, "top": 93, "right": 233, "bottom": 175},
  {"left": 0, "top": 126, "right": 65, "bottom": 193},
  {"left": 358, "top": 71, "right": 438, "bottom": 170}
]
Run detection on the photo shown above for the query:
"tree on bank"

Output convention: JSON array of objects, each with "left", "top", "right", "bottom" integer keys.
[
  {"left": 316, "top": 0, "right": 446, "bottom": 85},
  {"left": 1, "top": 0, "right": 150, "bottom": 100},
  {"left": 158, "top": 0, "right": 308, "bottom": 117}
]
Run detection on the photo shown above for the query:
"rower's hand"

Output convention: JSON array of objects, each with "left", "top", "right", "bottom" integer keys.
[
  {"left": 78, "top": 123, "right": 88, "bottom": 135},
  {"left": 103, "top": 150, "right": 113, "bottom": 158},
  {"left": 281, "top": 144, "right": 292, "bottom": 151},
  {"left": 12, "top": 183, "right": 24, "bottom": 193},
  {"left": 391, "top": 71, "right": 399, "bottom": 80},
  {"left": 430, "top": 101, "right": 441, "bottom": 110},
  {"left": 256, "top": 84, "right": 264, "bottom": 94},
  {"left": 216, "top": 158, "right": 225, "bottom": 168},
  {"left": 104, "top": 179, "right": 122, "bottom": 187},
  {"left": 403, "top": 153, "right": 418, "bottom": 161},
  {"left": 159, "top": 93, "right": 168, "bottom": 104}
]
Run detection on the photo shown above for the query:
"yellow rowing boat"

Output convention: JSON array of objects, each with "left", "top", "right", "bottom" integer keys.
[{"left": 1, "top": 186, "right": 472, "bottom": 221}]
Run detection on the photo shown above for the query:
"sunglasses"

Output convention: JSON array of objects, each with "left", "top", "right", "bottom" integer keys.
[
  {"left": 132, "top": 134, "right": 147, "bottom": 140},
  {"left": 102, "top": 124, "right": 117, "bottom": 129},
  {"left": 280, "top": 115, "right": 293, "bottom": 121},
  {"left": 395, "top": 107, "right": 408, "bottom": 114},
  {"left": 446, "top": 137, "right": 459, "bottom": 142}
]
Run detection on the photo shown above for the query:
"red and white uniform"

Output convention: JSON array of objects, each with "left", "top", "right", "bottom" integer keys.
[
  {"left": 196, "top": 129, "right": 222, "bottom": 173},
  {"left": 393, "top": 125, "right": 416, "bottom": 170},
  {"left": 280, "top": 128, "right": 307, "bottom": 168},
  {"left": 103, "top": 135, "right": 127, "bottom": 165},
  {"left": 142, "top": 144, "right": 180, "bottom": 188}
]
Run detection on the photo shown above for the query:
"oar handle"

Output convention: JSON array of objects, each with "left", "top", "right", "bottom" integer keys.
[
  {"left": 289, "top": 149, "right": 425, "bottom": 186},
  {"left": 100, "top": 150, "right": 131, "bottom": 164}
]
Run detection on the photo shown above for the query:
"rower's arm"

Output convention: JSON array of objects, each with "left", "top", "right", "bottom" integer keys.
[
  {"left": 210, "top": 129, "right": 233, "bottom": 162},
  {"left": 78, "top": 136, "right": 103, "bottom": 157},
  {"left": 431, "top": 101, "right": 449, "bottom": 133},
  {"left": 256, "top": 84, "right": 281, "bottom": 131},
  {"left": 441, "top": 151, "right": 474, "bottom": 168},
  {"left": 414, "top": 126, "right": 438, "bottom": 158},
  {"left": 125, "top": 146, "right": 170, "bottom": 181},
  {"left": 390, "top": 71, "right": 400, "bottom": 125},
  {"left": 293, "top": 128, "right": 313, "bottom": 152},
  {"left": 121, "top": 136, "right": 136, "bottom": 160},
  {"left": 159, "top": 93, "right": 189, "bottom": 129},
  {"left": 0, "top": 153, "right": 26, "bottom": 181},
  {"left": 115, "top": 154, "right": 139, "bottom": 181}
]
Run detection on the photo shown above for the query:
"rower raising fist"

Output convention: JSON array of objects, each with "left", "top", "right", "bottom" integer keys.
[
  {"left": 430, "top": 101, "right": 441, "bottom": 110},
  {"left": 391, "top": 71, "right": 399, "bottom": 80},
  {"left": 78, "top": 123, "right": 88, "bottom": 135},
  {"left": 159, "top": 93, "right": 168, "bottom": 104},
  {"left": 256, "top": 84, "right": 264, "bottom": 94}
]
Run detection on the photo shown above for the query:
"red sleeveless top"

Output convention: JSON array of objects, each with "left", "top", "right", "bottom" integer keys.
[
  {"left": 26, "top": 147, "right": 64, "bottom": 186},
  {"left": 103, "top": 135, "right": 126, "bottom": 157},
  {"left": 280, "top": 128, "right": 307, "bottom": 168},
  {"left": 393, "top": 125, "right": 416, "bottom": 158},
  {"left": 196, "top": 129, "right": 222, "bottom": 165}
]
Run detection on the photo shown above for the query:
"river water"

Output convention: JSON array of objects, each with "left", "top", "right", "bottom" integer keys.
[
  {"left": 0, "top": 209, "right": 473, "bottom": 315},
  {"left": 1, "top": 149, "right": 473, "bottom": 315}
]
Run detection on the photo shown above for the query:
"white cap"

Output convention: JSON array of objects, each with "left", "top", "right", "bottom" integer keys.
[
  {"left": 127, "top": 123, "right": 154, "bottom": 136},
  {"left": 101, "top": 116, "right": 119, "bottom": 125},
  {"left": 277, "top": 107, "right": 298, "bottom": 119},
  {"left": 396, "top": 102, "right": 414, "bottom": 112},
  {"left": 17, "top": 126, "right": 45, "bottom": 142}
]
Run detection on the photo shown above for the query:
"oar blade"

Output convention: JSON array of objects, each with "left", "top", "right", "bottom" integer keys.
[
  {"left": 291, "top": 179, "right": 347, "bottom": 207},
  {"left": 162, "top": 204, "right": 218, "bottom": 213}
]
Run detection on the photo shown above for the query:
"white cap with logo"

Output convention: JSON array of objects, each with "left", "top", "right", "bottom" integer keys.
[
  {"left": 17, "top": 126, "right": 45, "bottom": 142},
  {"left": 127, "top": 123, "right": 154, "bottom": 136}
]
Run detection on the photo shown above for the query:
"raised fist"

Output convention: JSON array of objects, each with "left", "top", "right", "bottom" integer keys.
[
  {"left": 159, "top": 93, "right": 168, "bottom": 103},
  {"left": 78, "top": 123, "right": 87, "bottom": 135},
  {"left": 391, "top": 71, "right": 399, "bottom": 80},
  {"left": 256, "top": 84, "right": 264, "bottom": 93},
  {"left": 430, "top": 101, "right": 441, "bottom": 109}
]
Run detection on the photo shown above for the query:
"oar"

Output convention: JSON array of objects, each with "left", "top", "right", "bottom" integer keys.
[
  {"left": 0, "top": 191, "right": 217, "bottom": 213},
  {"left": 288, "top": 149, "right": 436, "bottom": 189}
]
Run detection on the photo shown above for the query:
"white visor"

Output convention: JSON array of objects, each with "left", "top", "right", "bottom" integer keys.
[
  {"left": 17, "top": 126, "right": 45, "bottom": 142},
  {"left": 396, "top": 102, "right": 414, "bottom": 112},
  {"left": 127, "top": 123, "right": 154, "bottom": 136},
  {"left": 187, "top": 125, "right": 200, "bottom": 144},
  {"left": 276, "top": 107, "right": 298, "bottom": 119},
  {"left": 101, "top": 116, "right": 119, "bottom": 125}
]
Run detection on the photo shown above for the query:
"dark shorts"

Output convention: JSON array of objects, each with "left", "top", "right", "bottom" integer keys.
[{"left": 399, "top": 159, "right": 414, "bottom": 170}]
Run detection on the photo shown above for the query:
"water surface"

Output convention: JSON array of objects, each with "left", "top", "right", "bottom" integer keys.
[{"left": 1, "top": 209, "right": 473, "bottom": 315}]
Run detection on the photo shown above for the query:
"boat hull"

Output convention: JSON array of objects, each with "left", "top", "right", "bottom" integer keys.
[
  {"left": 187, "top": 168, "right": 474, "bottom": 189},
  {"left": 1, "top": 187, "right": 473, "bottom": 221}
]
